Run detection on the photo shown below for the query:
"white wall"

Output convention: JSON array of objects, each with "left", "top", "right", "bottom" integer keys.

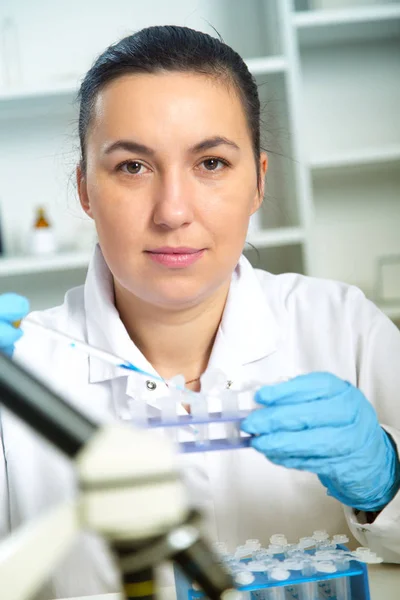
[
  {"left": 300, "top": 36, "right": 400, "bottom": 297},
  {"left": 312, "top": 163, "right": 400, "bottom": 297},
  {"left": 1, "top": 0, "right": 279, "bottom": 91},
  {"left": 301, "top": 40, "right": 400, "bottom": 158}
]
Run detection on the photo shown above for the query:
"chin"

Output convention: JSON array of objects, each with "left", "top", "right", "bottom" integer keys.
[{"left": 144, "top": 281, "right": 214, "bottom": 309}]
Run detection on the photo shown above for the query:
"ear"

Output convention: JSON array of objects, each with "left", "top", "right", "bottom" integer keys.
[
  {"left": 251, "top": 152, "right": 268, "bottom": 215},
  {"left": 76, "top": 164, "right": 93, "bottom": 219}
]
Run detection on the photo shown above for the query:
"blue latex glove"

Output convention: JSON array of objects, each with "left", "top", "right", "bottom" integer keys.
[
  {"left": 0, "top": 293, "right": 30, "bottom": 357},
  {"left": 242, "top": 372, "right": 400, "bottom": 512}
]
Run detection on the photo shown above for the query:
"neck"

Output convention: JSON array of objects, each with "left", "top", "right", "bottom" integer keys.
[{"left": 114, "top": 282, "right": 230, "bottom": 383}]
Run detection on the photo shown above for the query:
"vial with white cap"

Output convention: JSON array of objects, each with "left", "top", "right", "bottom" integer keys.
[
  {"left": 270, "top": 534, "right": 288, "bottom": 547},
  {"left": 233, "top": 570, "right": 255, "bottom": 586},
  {"left": 234, "top": 545, "right": 252, "bottom": 560},
  {"left": 312, "top": 530, "right": 329, "bottom": 542},
  {"left": 213, "top": 542, "right": 228, "bottom": 556},
  {"left": 200, "top": 368, "right": 226, "bottom": 393},
  {"left": 315, "top": 561, "right": 337, "bottom": 574},
  {"left": 332, "top": 534, "right": 349, "bottom": 546},
  {"left": 351, "top": 548, "right": 383, "bottom": 564},
  {"left": 245, "top": 539, "right": 261, "bottom": 551},
  {"left": 298, "top": 537, "right": 315, "bottom": 549}
]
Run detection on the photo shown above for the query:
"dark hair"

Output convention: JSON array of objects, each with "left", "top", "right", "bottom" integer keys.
[{"left": 77, "top": 25, "right": 261, "bottom": 188}]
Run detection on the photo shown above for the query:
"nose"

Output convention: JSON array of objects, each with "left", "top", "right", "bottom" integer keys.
[{"left": 152, "top": 170, "right": 194, "bottom": 230}]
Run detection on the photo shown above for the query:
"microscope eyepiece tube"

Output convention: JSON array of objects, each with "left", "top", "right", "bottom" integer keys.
[{"left": 0, "top": 352, "right": 97, "bottom": 457}]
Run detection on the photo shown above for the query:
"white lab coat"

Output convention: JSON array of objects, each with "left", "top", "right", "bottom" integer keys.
[{"left": 2, "top": 245, "right": 400, "bottom": 599}]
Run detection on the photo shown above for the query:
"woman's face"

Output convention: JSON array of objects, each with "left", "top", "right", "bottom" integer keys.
[{"left": 78, "top": 71, "right": 267, "bottom": 309}]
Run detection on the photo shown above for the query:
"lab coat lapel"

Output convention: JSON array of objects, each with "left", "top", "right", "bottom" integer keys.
[
  {"left": 207, "top": 255, "right": 280, "bottom": 380},
  {"left": 84, "top": 245, "right": 159, "bottom": 384}
]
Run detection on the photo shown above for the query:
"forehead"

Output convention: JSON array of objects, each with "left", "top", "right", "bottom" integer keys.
[{"left": 90, "top": 71, "right": 251, "bottom": 147}]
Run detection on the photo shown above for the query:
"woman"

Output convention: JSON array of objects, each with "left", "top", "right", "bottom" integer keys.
[{"left": 1, "top": 25, "right": 400, "bottom": 599}]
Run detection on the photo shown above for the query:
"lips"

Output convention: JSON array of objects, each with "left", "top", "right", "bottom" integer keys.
[
  {"left": 147, "top": 247, "right": 200, "bottom": 254},
  {"left": 145, "top": 247, "right": 205, "bottom": 268}
]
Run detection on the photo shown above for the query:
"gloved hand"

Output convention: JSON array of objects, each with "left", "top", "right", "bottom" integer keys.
[
  {"left": 0, "top": 293, "right": 30, "bottom": 357},
  {"left": 241, "top": 372, "right": 400, "bottom": 512}
]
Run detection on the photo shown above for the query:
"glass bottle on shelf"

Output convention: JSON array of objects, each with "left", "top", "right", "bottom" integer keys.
[{"left": 28, "top": 206, "right": 57, "bottom": 255}]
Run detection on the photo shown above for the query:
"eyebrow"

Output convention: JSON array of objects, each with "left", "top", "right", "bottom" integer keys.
[
  {"left": 103, "top": 135, "right": 240, "bottom": 156},
  {"left": 190, "top": 136, "right": 240, "bottom": 153}
]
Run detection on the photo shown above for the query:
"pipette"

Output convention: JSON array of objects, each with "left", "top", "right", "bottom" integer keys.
[{"left": 17, "top": 317, "right": 184, "bottom": 392}]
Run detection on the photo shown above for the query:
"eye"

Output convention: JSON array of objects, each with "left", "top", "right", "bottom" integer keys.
[
  {"left": 118, "top": 161, "right": 148, "bottom": 175},
  {"left": 200, "top": 158, "right": 229, "bottom": 172}
]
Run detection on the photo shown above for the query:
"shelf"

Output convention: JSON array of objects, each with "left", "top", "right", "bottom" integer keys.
[
  {"left": 0, "top": 55, "right": 287, "bottom": 107},
  {"left": 0, "top": 81, "right": 78, "bottom": 119},
  {"left": 0, "top": 229, "right": 304, "bottom": 277},
  {"left": 294, "top": 4, "right": 400, "bottom": 28},
  {"left": 0, "top": 80, "right": 78, "bottom": 103},
  {"left": 310, "top": 145, "right": 400, "bottom": 170},
  {"left": 0, "top": 252, "right": 91, "bottom": 277},
  {"left": 247, "top": 227, "right": 305, "bottom": 248},
  {"left": 294, "top": 4, "right": 400, "bottom": 46},
  {"left": 377, "top": 302, "right": 400, "bottom": 321},
  {"left": 245, "top": 56, "right": 288, "bottom": 75}
]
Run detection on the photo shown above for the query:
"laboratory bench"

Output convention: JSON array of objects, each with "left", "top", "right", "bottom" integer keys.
[{"left": 59, "top": 564, "right": 400, "bottom": 600}]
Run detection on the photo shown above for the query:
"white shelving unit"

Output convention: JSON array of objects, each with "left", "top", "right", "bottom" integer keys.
[
  {"left": 0, "top": 251, "right": 92, "bottom": 277},
  {"left": 290, "top": 0, "right": 400, "bottom": 320},
  {"left": 310, "top": 144, "right": 400, "bottom": 170},
  {"left": 293, "top": 3, "right": 400, "bottom": 27},
  {"left": 0, "top": 0, "right": 399, "bottom": 317},
  {"left": 378, "top": 302, "right": 400, "bottom": 322},
  {"left": 244, "top": 56, "right": 288, "bottom": 75}
]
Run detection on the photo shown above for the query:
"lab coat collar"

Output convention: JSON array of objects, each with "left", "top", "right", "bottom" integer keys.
[
  {"left": 84, "top": 245, "right": 279, "bottom": 384},
  {"left": 85, "top": 245, "right": 159, "bottom": 384},
  {"left": 207, "top": 255, "right": 279, "bottom": 378}
]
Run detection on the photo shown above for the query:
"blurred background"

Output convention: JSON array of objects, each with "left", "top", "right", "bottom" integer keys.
[{"left": 0, "top": 0, "right": 399, "bottom": 326}]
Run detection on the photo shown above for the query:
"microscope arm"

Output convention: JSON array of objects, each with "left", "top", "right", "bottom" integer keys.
[{"left": 0, "top": 501, "right": 79, "bottom": 600}]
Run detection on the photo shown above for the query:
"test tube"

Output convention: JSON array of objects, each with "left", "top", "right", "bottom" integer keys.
[
  {"left": 127, "top": 398, "right": 148, "bottom": 427},
  {"left": 158, "top": 395, "right": 179, "bottom": 442},
  {"left": 335, "top": 577, "right": 351, "bottom": 600},
  {"left": 159, "top": 394, "right": 178, "bottom": 422},
  {"left": 334, "top": 556, "right": 351, "bottom": 600},
  {"left": 190, "top": 394, "right": 210, "bottom": 446},
  {"left": 297, "top": 561, "right": 318, "bottom": 600},
  {"left": 221, "top": 389, "right": 240, "bottom": 443},
  {"left": 265, "top": 587, "right": 286, "bottom": 600},
  {"left": 266, "top": 567, "right": 290, "bottom": 600}
]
